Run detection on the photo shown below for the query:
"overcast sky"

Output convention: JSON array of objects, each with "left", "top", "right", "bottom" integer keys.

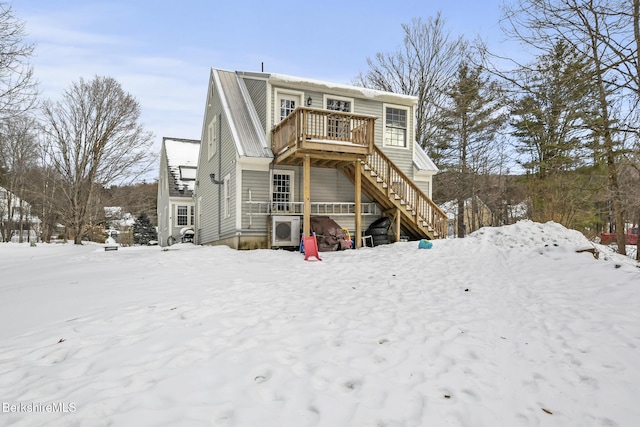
[{"left": 12, "top": 0, "right": 510, "bottom": 181}]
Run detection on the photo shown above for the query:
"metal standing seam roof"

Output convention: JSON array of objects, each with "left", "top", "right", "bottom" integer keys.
[
  {"left": 413, "top": 141, "right": 439, "bottom": 172},
  {"left": 214, "top": 69, "right": 272, "bottom": 159}
]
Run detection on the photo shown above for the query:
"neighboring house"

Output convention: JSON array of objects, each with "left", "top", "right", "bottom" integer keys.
[
  {"left": 104, "top": 206, "right": 136, "bottom": 244},
  {"left": 157, "top": 137, "right": 201, "bottom": 246},
  {"left": 0, "top": 186, "right": 41, "bottom": 242},
  {"left": 440, "top": 197, "right": 497, "bottom": 237},
  {"left": 504, "top": 201, "right": 529, "bottom": 225},
  {"left": 192, "top": 68, "right": 447, "bottom": 249}
]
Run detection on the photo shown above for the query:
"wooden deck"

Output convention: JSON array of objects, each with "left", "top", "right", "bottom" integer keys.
[
  {"left": 271, "top": 107, "right": 376, "bottom": 167},
  {"left": 271, "top": 107, "right": 446, "bottom": 242}
]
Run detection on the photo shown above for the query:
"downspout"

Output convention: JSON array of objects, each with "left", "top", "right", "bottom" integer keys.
[{"left": 218, "top": 113, "right": 222, "bottom": 237}]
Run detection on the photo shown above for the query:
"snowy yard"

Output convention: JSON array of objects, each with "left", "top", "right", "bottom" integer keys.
[{"left": 1, "top": 221, "right": 639, "bottom": 427}]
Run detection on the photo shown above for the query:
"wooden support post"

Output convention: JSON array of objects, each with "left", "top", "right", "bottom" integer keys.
[
  {"left": 395, "top": 208, "right": 401, "bottom": 243},
  {"left": 303, "top": 155, "right": 311, "bottom": 237},
  {"left": 355, "top": 159, "right": 362, "bottom": 248}
]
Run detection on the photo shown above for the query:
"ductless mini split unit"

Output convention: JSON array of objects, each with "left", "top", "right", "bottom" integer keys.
[{"left": 271, "top": 215, "right": 301, "bottom": 247}]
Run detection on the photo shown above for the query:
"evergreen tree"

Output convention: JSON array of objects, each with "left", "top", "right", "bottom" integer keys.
[
  {"left": 510, "top": 40, "right": 596, "bottom": 178},
  {"left": 435, "top": 61, "right": 507, "bottom": 236},
  {"left": 509, "top": 40, "right": 601, "bottom": 228},
  {"left": 133, "top": 212, "right": 157, "bottom": 245}
]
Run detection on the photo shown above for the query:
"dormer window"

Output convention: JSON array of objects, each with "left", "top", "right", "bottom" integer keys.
[{"left": 179, "top": 166, "right": 197, "bottom": 181}]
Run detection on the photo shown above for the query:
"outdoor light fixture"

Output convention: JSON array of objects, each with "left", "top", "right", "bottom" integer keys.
[
  {"left": 306, "top": 96, "right": 312, "bottom": 106},
  {"left": 209, "top": 173, "right": 224, "bottom": 185}
]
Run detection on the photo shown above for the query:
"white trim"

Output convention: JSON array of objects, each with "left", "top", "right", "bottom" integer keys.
[
  {"left": 382, "top": 103, "right": 411, "bottom": 149},
  {"left": 237, "top": 156, "right": 271, "bottom": 171},
  {"left": 235, "top": 160, "right": 243, "bottom": 228},
  {"left": 223, "top": 174, "right": 231, "bottom": 219},
  {"left": 273, "top": 88, "right": 304, "bottom": 127},
  {"left": 270, "top": 169, "right": 295, "bottom": 214},
  {"left": 323, "top": 94, "right": 354, "bottom": 112},
  {"left": 174, "top": 203, "right": 195, "bottom": 227}
]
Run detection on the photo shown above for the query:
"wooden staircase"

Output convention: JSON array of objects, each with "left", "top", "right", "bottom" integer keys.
[{"left": 342, "top": 145, "right": 447, "bottom": 240}]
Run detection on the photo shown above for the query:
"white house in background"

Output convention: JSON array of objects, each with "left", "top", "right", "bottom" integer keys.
[
  {"left": 104, "top": 206, "right": 135, "bottom": 243},
  {"left": 0, "top": 186, "right": 41, "bottom": 242},
  {"left": 157, "top": 137, "right": 201, "bottom": 246}
]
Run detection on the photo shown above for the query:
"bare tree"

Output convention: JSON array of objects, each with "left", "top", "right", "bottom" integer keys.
[
  {"left": 0, "top": 3, "right": 37, "bottom": 121},
  {"left": 353, "top": 14, "right": 464, "bottom": 162},
  {"left": 40, "top": 76, "right": 155, "bottom": 244},
  {"left": 0, "top": 115, "right": 38, "bottom": 241},
  {"left": 502, "top": 0, "right": 635, "bottom": 255}
]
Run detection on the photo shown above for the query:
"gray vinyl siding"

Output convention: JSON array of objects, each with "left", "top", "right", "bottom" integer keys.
[
  {"left": 415, "top": 179, "right": 430, "bottom": 197},
  {"left": 299, "top": 90, "right": 324, "bottom": 110},
  {"left": 241, "top": 169, "right": 270, "bottom": 231},
  {"left": 307, "top": 168, "right": 371, "bottom": 203},
  {"left": 238, "top": 166, "right": 377, "bottom": 238},
  {"left": 195, "top": 77, "right": 239, "bottom": 245}
]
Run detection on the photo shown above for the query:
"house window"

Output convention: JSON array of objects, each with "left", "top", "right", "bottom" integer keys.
[
  {"left": 280, "top": 98, "right": 296, "bottom": 122},
  {"left": 326, "top": 96, "right": 353, "bottom": 139},
  {"left": 179, "top": 166, "right": 197, "bottom": 181},
  {"left": 271, "top": 170, "right": 294, "bottom": 213},
  {"left": 208, "top": 115, "right": 217, "bottom": 160},
  {"left": 384, "top": 105, "right": 408, "bottom": 147},
  {"left": 275, "top": 90, "right": 303, "bottom": 124},
  {"left": 190, "top": 205, "right": 195, "bottom": 225},
  {"left": 326, "top": 98, "right": 351, "bottom": 112},
  {"left": 177, "top": 205, "right": 188, "bottom": 226},
  {"left": 223, "top": 175, "right": 231, "bottom": 218}
]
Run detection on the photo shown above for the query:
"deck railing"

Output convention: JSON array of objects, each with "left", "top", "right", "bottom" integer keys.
[
  {"left": 246, "top": 201, "right": 380, "bottom": 216},
  {"left": 272, "top": 107, "right": 375, "bottom": 155},
  {"left": 364, "top": 145, "right": 447, "bottom": 238}
]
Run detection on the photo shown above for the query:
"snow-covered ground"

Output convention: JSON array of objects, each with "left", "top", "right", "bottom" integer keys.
[{"left": 1, "top": 220, "right": 638, "bottom": 427}]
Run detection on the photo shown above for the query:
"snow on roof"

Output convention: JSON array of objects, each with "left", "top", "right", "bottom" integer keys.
[
  {"left": 413, "top": 142, "right": 438, "bottom": 172},
  {"left": 268, "top": 72, "right": 419, "bottom": 104},
  {"left": 164, "top": 138, "right": 200, "bottom": 193}
]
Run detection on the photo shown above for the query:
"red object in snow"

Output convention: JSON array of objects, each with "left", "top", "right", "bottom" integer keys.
[
  {"left": 599, "top": 228, "right": 638, "bottom": 245},
  {"left": 302, "top": 235, "right": 322, "bottom": 261}
]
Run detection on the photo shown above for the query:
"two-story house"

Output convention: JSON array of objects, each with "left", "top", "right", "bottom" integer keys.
[
  {"left": 157, "top": 137, "right": 201, "bottom": 246},
  {"left": 192, "top": 68, "right": 446, "bottom": 249}
]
